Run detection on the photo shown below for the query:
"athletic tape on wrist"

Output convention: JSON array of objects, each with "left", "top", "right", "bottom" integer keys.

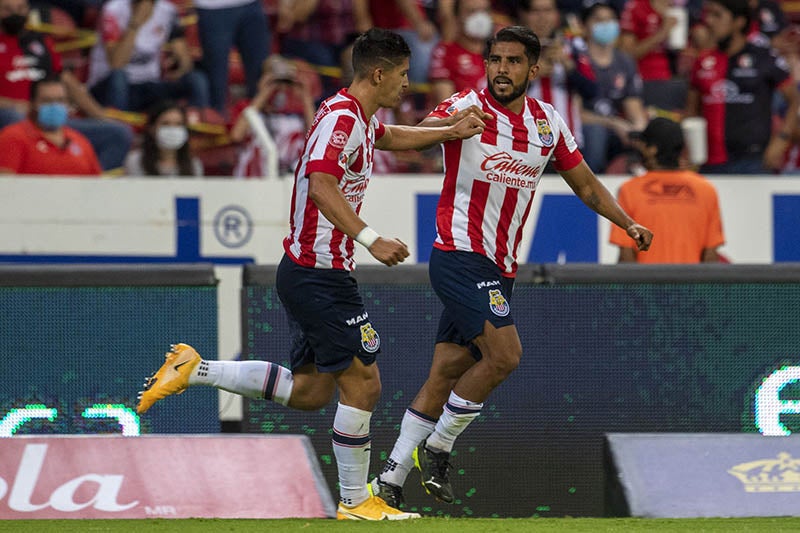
[{"left": 355, "top": 227, "right": 380, "bottom": 248}]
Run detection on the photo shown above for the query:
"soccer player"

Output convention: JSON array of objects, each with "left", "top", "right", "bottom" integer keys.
[
  {"left": 136, "top": 28, "right": 487, "bottom": 521},
  {"left": 371, "top": 26, "right": 653, "bottom": 507}
]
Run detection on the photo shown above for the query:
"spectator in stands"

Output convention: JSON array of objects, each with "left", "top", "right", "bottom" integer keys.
[
  {"left": 0, "top": 0, "right": 132, "bottom": 170},
  {"left": 782, "top": 125, "right": 800, "bottom": 174},
  {"left": 277, "top": 0, "right": 370, "bottom": 99},
  {"left": 428, "top": 0, "right": 494, "bottom": 104},
  {"left": 194, "top": 0, "right": 270, "bottom": 114},
  {"left": 229, "top": 55, "right": 317, "bottom": 177},
  {"left": 618, "top": 0, "right": 675, "bottom": 82},
  {"left": 0, "top": 75, "right": 101, "bottom": 175},
  {"left": 519, "top": 0, "right": 596, "bottom": 148},
  {"left": 124, "top": 100, "right": 202, "bottom": 177},
  {"left": 575, "top": 0, "right": 648, "bottom": 173},
  {"left": 438, "top": 0, "right": 519, "bottom": 40},
  {"left": 363, "top": 0, "right": 439, "bottom": 84},
  {"left": 87, "top": 0, "right": 210, "bottom": 112},
  {"left": 618, "top": 0, "right": 693, "bottom": 111},
  {"left": 609, "top": 117, "right": 725, "bottom": 262},
  {"left": 747, "top": 0, "right": 788, "bottom": 47},
  {"left": 687, "top": 0, "right": 798, "bottom": 174}
]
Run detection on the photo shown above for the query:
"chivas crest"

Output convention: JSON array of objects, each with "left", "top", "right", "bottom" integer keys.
[
  {"left": 360, "top": 322, "right": 380, "bottom": 353},
  {"left": 488, "top": 289, "right": 510, "bottom": 317},
  {"left": 536, "top": 119, "right": 554, "bottom": 147}
]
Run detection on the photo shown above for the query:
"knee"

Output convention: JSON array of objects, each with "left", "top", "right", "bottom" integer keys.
[
  {"left": 359, "top": 376, "right": 381, "bottom": 408},
  {"left": 486, "top": 346, "right": 522, "bottom": 380}
]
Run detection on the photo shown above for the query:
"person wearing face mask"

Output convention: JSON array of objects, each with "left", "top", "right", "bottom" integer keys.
[
  {"left": 574, "top": 0, "right": 648, "bottom": 173},
  {"left": 0, "top": 0, "right": 133, "bottom": 171},
  {"left": 124, "top": 100, "right": 203, "bottom": 176},
  {"left": 609, "top": 117, "right": 725, "bottom": 262},
  {"left": 0, "top": 75, "right": 102, "bottom": 175},
  {"left": 686, "top": 0, "right": 798, "bottom": 174},
  {"left": 428, "top": 0, "right": 495, "bottom": 105}
]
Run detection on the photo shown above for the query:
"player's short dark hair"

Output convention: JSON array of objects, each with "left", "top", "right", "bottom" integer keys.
[
  {"left": 352, "top": 28, "right": 411, "bottom": 78},
  {"left": 641, "top": 117, "right": 684, "bottom": 168},
  {"left": 485, "top": 26, "right": 541, "bottom": 64},
  {"left": 710, "top": 0, "right": 752, "bottom": 31},
  {"left": 29, "top": 73, "right": 63, "bottom": 101}
]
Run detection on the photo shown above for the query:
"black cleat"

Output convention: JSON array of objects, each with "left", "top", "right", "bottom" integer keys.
[
  {"left": 413, "top": 441, "right": 455, "bottom": 503},
  {"left": 369, "top": 476, "right": 406, "bottom": 509}
]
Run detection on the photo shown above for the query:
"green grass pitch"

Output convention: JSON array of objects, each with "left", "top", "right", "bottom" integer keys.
[{"left": 2, "top": 518, "right": 800, "bottom": 532}]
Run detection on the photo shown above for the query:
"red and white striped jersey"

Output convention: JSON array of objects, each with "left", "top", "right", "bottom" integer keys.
[
  {"left": 429, "top": 88, "right": 583, "bottom": 276},
  {"left": 283, "top": 89, "right": 386, "bottom": 270}
]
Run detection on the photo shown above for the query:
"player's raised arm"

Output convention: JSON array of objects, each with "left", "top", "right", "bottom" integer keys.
[
  {"left": 417, "top": 104, "right": 494, "bottom": 128},
  {"left": 375, "top": 114, "right": 487, "bottom": 151}
]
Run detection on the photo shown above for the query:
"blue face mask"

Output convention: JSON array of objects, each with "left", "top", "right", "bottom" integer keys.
[
  {"left": 37, "top": 103, "right": 69, "bottom": 131},
  {"left": 592, "top": 20, "right": 620, "bottom": 45}
]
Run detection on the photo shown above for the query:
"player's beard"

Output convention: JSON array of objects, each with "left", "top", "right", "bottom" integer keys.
[{"left": 488, "top": 76, "right": 529, "bottom": 105}]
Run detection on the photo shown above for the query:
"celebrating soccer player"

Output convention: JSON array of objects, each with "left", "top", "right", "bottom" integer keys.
[
  {"left": 136, "top": 28, "right": 487, "bottom": 521},
  {"left": 372, "top": 26, "right": 653, "bottom": 508}
]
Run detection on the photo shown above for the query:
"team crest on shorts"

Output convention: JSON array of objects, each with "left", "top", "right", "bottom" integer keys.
[
  {"left": 360, "top": 322, "right": 380, "bottom": 353},
  {"left": 536, "top": 119, "right": 554, "bottom": 147},
  {"left": 488, "top": 289, "right": 510, "bottom": 317}
]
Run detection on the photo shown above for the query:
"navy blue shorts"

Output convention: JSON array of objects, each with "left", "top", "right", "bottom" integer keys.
[
  {"left": 429, "top": 248, "right": 515, "bottom": 359},
  {"left": 275, "top": 254, "right": 380, "bottom": 373}
]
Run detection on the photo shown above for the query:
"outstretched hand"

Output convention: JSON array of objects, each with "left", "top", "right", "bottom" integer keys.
[{"left": 627, "top": 223, "right": 653, "bottom": 251}]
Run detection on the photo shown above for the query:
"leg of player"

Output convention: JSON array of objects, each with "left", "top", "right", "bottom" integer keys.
[
  {"left": 374, "top": 342, "right": 474, "bottom": 507},
  {"left": 135, "top": 344, "right": 335, "bottom": 414},
  {"left": 333, "top": 357, "right": 420, "bottom": 521},
  {"left": 417, "top": 323, "right": 522, "bottom": 503}
]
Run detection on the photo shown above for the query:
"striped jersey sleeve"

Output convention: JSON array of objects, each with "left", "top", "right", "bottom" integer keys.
[{"left": 283, "top": 89, "right": 382, "bottom": 271}]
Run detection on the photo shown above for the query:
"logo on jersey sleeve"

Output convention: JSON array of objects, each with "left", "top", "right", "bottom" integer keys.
[
  {"left": 488, "top": 289, "right": 510, "bottom": 317},
  {"left": 536, "top": 119, "right": 554, "bottom": 147},
  {"left": 330, "top": 130, "right": 349, "bottom": 149},
  {"left": 360, "top": 322, "right": 381, "bottom": 353}
]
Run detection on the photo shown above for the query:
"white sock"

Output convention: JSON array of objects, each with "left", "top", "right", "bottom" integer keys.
[
  {"left": 332, "top": 402, "right": 372, "bottom": 507},
  {"left": 189, "top": 360, "right": 293, "bottom": 405},
  {"left": 380, "top": 408, "right": 436, "bottom": 487},
  {"left": 425, "top": 391, "right": 482, "bottom": 453}
]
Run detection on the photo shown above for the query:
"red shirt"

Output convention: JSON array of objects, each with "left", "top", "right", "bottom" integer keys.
[
  {"left": 0, "top": 33, "right": 62, "bottom": 100},
  {"left": 428, "top": 41, "right": 486, "bottom": 93},
  {"left": 0, "top": 120, "right": 102, "bottom": 175},
  {"left": 620, "top": 0, "right": 671, "bottom": 81}
]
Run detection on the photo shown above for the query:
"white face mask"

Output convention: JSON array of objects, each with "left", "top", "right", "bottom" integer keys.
[
  {"left": 155, "top": 125, "right": 188, "bottom": 150},
  {"left": 464, "top": 11, "right": 493, "bottom": 39}
]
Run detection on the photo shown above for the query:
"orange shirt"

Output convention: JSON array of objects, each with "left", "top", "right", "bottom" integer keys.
[
  {"left": 0, "top": 120, "right": 102, "bottom": 176},
  {"left": 609, "top": 170, "right": 725, "bottom": 263}
]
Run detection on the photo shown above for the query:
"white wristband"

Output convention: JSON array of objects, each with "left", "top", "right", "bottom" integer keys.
[{"left": 355, "top": 227, "right": 380, "bottom": 249}]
